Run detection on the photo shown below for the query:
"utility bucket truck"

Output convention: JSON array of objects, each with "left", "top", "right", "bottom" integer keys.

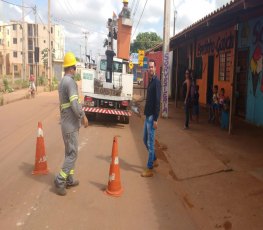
[{"left": 81, "top": 56, "right": 133, "bottom": 124}]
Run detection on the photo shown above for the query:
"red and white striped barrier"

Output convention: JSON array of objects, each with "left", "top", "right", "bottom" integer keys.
[{"left": 82, "top": 107, "right": 131, "bottom": 116}]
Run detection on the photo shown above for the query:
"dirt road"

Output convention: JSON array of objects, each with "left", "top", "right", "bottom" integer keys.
[{"left": 0, "top": 91, "right": 198, "bottom": 230}]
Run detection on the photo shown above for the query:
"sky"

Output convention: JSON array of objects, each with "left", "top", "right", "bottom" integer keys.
[{"left": 0, "top": 0, "right": 231, "bottom": 61}]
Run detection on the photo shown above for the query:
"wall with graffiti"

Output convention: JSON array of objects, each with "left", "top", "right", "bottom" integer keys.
[{"left": 239, "top": 17, "right": 263, "bottom": 126}]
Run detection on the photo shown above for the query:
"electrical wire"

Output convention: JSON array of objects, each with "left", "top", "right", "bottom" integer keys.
[
  {"left": 132, "top": 0, "right": 148, "bottom": 39},
  {"left": 131, "top": 0, "right": 140, "bottom": 21},
  {"left": 0, "top": 0, "right": 32, "bottom": 8},
  {"left": 53, "top": 16, "right": 108, "bottom": 36}
]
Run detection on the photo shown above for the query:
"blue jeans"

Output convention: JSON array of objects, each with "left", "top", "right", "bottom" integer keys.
[
  {"left": 143, "top": 115, "right": 157, "bottom": 169},
  {"left": 184, "top": 103, "right": 190, "bottom": 127}
]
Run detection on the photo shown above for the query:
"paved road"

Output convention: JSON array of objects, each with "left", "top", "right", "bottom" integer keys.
[{"left": 0, "top": 91, "right": 198, "bottom": 230}]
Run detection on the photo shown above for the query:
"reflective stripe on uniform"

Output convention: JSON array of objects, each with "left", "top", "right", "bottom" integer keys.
[
  {"left": 61, "top": 102, "right": 71, "bottom": 110},
  {"left": 59, "top": 169, "right": 68, "bottom": 179},
  {"left": 69, "top": 95, "right": 78, "bottom": 102},
  {"left": 61, "top": 95, "right": 80, "bottom": 111},
  {"left": 69, "top": 169, "right": 74, "bottom": 175}
]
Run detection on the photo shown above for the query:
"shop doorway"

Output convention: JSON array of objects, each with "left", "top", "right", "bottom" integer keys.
[
  {"left": 207, "top": 55, "right": 214, "bottom": 104},
  {"left": 235, "top": 49, "right": 248, "bottom": 117}
]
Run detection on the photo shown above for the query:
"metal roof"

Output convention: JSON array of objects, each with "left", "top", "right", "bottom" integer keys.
[{"left": 146, "top": 0, "right": 263, "bottom": 53}]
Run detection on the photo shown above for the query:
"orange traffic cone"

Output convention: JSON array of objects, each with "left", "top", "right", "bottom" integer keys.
[
  {"left": 32, "top": 122, "right": 48, "bottom": 175},
  {"left": 105, "top": 136, "right": 123, "bottom": 197}
]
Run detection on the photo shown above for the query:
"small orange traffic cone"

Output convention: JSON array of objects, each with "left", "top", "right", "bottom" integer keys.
[
  {"left": 105, "top": 136, "right": 123, "bottom": 197},
  {"left": 32, "top": 122, "right": 48, "bottom": 175}
]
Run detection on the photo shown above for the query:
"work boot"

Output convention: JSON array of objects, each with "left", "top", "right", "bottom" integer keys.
[
  {"left": 141, "top": 168, "right": 153, "bottom": 177},
  {"left": 153, "top": 159, "right": 159, "bottom": 168},
  {"left": 54, "top": 180, "right": 67, "bottom": 196},
  {"left": 66, "top": 179, "right": 79, "bottom": 189}
]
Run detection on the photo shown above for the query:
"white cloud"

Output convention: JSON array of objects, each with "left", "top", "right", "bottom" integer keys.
[{"left": 1, "top": 0, "right": 232, "bottom": 58}]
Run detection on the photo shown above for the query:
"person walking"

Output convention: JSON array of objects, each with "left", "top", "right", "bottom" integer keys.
[
  {"left": 141, "top": 59, "right": 161, "bottom": 177},
  {"left": 29, "top": 74, "right": 36, "bottom": 97},
  {"left": 54, "top": 52, "right": 88, "bottom": 196},
  {"left": 183, "top": 69, "right": 191, "bottom": 129}
]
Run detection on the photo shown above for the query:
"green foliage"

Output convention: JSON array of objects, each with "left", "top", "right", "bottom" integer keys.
[
  {"left": 14, "top": 79, "right": 28, "bottom": 89},
  {"left": 74, "top": 73, "right": 81, "bottom": 81},
  {"left": 130, "top": 32, "right": 162, "bottom": 53},
  {"left": 0, "top": 93, "right": 3, "bottom": 106},
  {"left": 51, "top": 77, "right": 58, "bottom": 91},
  {"left": 2, "top": 79, "right": 14, "bottom": 93},
  {"left": 37, "top": 76, "right": 47, "bottom": 86},
  {"left": 41, "top": 48, "right": 56, "bottom": 67}
]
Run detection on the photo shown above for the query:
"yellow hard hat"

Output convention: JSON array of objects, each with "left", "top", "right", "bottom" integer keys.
[
  {"left": 63, "top": 52, "right": 77, "bottom": 67},
  {"left": 123, "top": 0, "right": 128, "bottom": 3}
]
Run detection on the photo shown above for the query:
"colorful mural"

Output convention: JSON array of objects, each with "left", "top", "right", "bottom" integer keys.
[
  {"left": 250, "top": 44, "right": 262, "bottom": 96},
  {"left": 239, "top": 17, "right": 263, "bottom": 126}
]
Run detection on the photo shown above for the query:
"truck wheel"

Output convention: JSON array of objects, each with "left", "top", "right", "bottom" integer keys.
[{"left": 122, "top": 116, "right": 129, "bottom": 124}]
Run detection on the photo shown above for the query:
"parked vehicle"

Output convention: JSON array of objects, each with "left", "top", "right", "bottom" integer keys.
[{"left": 81, "top": 56, "right": 133, "bottom": 124}]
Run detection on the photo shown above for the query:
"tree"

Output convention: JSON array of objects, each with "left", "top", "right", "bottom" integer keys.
[
  {"left": 130, "top": 32, "right": 162, "bottom": 53},
  {"left": 41, "top": 48, "right": 56, "bottom": 78},
  {"left": 41, "top": 48, "right": 56, "bottom": 69}
]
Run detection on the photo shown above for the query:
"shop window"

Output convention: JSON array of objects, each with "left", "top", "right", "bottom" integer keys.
[
  {"left": 219, "top": 51, "right": 231, "bottom": 81},
  {"left": 194, "top": 57, "right": 202, "bottom": 79}
]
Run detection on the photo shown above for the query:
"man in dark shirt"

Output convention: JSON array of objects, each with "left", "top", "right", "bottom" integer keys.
[{"left": 141, "top": 59, "right": 161, "bottom": 177}]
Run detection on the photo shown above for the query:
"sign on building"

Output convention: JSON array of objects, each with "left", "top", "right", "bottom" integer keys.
[{"left": 138, "top": 50, "right": 144, "bottom": 67}]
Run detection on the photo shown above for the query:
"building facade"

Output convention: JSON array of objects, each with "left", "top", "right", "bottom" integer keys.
[
  {"left": 145, "top": 0, "right": 263, "bottom": 127},
  {"left": 0, "top": 21, "right": 65, "bottom": 81}
]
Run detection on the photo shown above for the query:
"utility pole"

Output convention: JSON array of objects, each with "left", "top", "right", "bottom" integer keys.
[
  {"left": 48, "top": 0, "right": 52, "bottom": 91},
  {"left": 22, "top": 0, "right": 26, "bottom": 81},
  {"left": 161, "top": 0, "right": 171, "bottom": 118},
  {"left": 33, "top": 5, "right": 38, "bottom": 89},
  {"left": 173, "top": 10, "right": 177, "bottom": 36},
  {"left": 83, "top": 32, "right": 89, "bottom": 66},
  {"left": 79, "top": 45, "right": 82, "bottom": 62}
]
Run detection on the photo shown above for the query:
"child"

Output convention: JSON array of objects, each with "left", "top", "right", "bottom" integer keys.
[
  {"left": 207, "top": 85, "right": 213, "bottom": 122},
  {"left": 221, "top": 97, "right": 230, "bottom": 129},
  {"left": 212, "top": 85, "right": 219, "bottom": 124},
  {"left": 193, "top": 85, "right": 200, "bottom": 123},
  {"left": 219, "top": 88, "right": 226, "bottom": 111}
]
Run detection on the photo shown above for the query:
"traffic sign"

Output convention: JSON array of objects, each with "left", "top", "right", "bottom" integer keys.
[
  {"left": 138, "top": 49, "right": 145, "bottom": 67},
  {"left": 138, "top": 50, "right": 145, "bottom": 56},
  {"left": 129, "top": 61, "right": 134, "bottom": 69}
]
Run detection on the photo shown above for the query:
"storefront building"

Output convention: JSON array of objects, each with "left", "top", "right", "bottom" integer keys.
[{"left": 168, "top": 0, "right": 263, "bottom": 127}]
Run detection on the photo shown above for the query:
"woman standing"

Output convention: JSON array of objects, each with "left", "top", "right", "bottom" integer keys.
[{"left": 182, "top": 69, "right": 191, "bottom": 129}]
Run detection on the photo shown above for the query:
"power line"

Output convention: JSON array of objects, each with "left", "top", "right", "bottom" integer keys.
[
  {"left": 130, "top": 0, "right": 135, "bottom": 11},
  {"left": 132, "top": 0, "right": 148, "bottom": 39},
  {"left": 53, "top": 16, "right": 108, "bottom": 36},
  {"left": 131, "top": 0, "right": 140, "bottom": 21},
  {"left": 0, "top": 0, "right": 32, "bottom": 8}
]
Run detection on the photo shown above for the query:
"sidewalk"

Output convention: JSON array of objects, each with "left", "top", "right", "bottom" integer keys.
[
  {"left": 1, "top": 86, "right": 45, "bottom": 105},
  {"left": 133, "top": 91, "right": 263, "bottom": 230}
]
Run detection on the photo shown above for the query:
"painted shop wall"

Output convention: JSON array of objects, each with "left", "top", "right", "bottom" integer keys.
[
  {"left": 196, "top": 28, "right": 235, "bottom": 105},
  {"left": 145, "top": 51, "right": 162, "bottom": 87},
  {"left": 239, "top": 17, "right": 263, "bottom": 126},
  {"left": 147, "top": 51, "right": 162, "bottom": 78}
]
